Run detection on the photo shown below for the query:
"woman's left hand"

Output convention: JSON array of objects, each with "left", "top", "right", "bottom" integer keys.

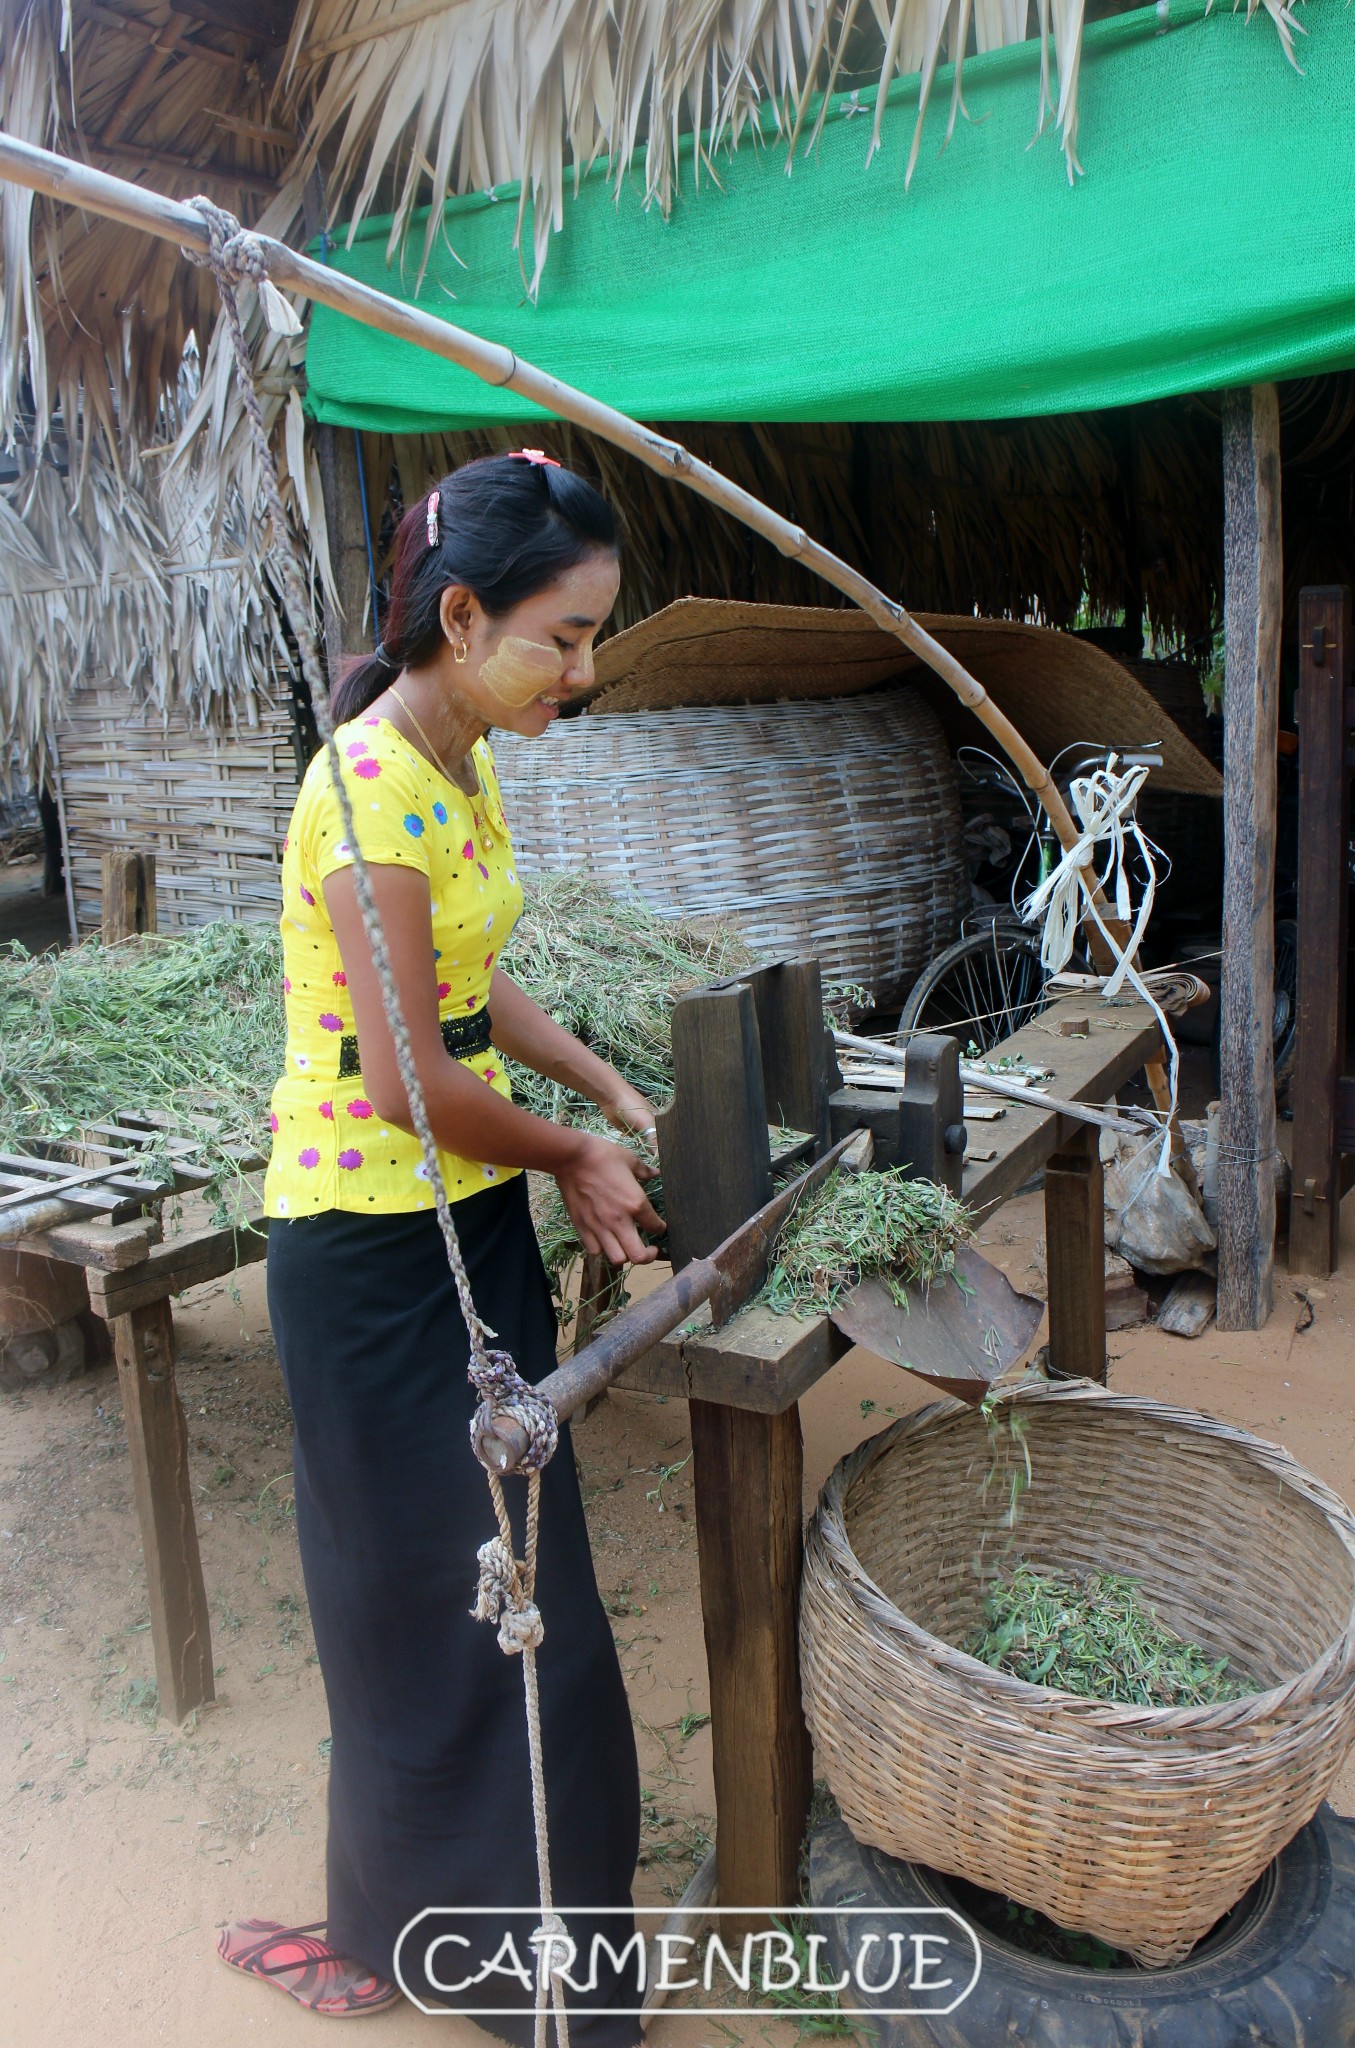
[{"left": 597, "top": 1083, "right": 660, "bottom": 1158}]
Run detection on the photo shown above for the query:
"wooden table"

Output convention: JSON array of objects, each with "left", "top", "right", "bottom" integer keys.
[
  {"left": 616, "top": 985, "right": 1164, "bottom": 1922},
  {"left": 17, "top": 1205, "right": 266, "bottom": 1721}
]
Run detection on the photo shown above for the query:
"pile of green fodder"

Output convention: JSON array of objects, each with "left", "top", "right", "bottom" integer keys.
[
  {"left": 761, "top": 1166, "right": 972, "bottom": 1318},
  {"left": 0, "top": 872, "right": 753, "bottom": 1236},
  {"left": 501, "top": 869, "right": 754, "bottom": 1124},
  {"left": 0, "top": 920, "right": 284, "bottom": 1216},
  {"left": 964, "top": 1561, "right": 1258, "bottom": 1708}
]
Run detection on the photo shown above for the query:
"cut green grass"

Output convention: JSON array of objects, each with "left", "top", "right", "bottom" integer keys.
[
  {"left": 762, "top": 1166, "right": 971, "bottom": 1319},
  {"left": 964, "top": 1561, "right": 1259, "bottom": 1708}
]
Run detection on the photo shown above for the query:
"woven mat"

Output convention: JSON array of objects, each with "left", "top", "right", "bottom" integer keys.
[{"left": 582, "top": 600, "right": 1222, "bottom": 800}]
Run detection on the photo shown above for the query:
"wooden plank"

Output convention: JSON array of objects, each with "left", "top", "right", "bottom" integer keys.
[
  {"left": 1044, "top": 1124, "right": 1107, "bottom": 1384},
  {"left": 87, "top": 1215, "right": 267, "bottom": 1319},
  {"left": 1217, "top": 383, "right": 1282, "bottom": 1330},
  {"left": 1158, "top": 1271, "right": 1218, "bottom": 1338},
  {"left": 961, "top": 996, "right": 1163, "bottom": 1216},
  {"left": 742, "top": 957, "right": 834, "bottom": 1148},
  {"left": 101, "top": 849, "right": 157, "bottom": 943},
  {"left": 616, "top": 1295, "right": 847, "bottom": 1411},
  {"left": 315, "top": 423, "right": 371, "bottom": 664},
  {"left": 688, "top": 1397, "right": 811, "bottom": 1929},
  {"left": 111, "top": 1299, "right": 214, "bottom": 1722},
  {"left": 19, "top": 1215, "right": 161, "bottom": 1271},
  {"left": 656, "top": 981, "right": 772, "bottom": 1273},
  {"left": 1289, "top": 586, "right": 1352, "bottom": 1276}
]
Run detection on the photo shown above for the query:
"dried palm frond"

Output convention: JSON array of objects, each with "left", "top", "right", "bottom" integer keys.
[
  {"left": 283, "top": 0, "right": 1303, "bottom": 298},
  {"left": 0, "top": 0, "right": 309, "bottom": 469},
  {"left": 373, "top": 403, "right": 1227, "bottom": 647},
  {"left": 0, "top": 422, "right": 292, "bottom": 785}
]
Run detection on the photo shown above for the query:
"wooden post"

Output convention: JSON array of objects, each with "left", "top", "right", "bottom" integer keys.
[
  {"left": 1044, "top": 1123, "right": 1107, "bottom": 1384},
  {"left": 1289, "top": 586, "right": 1353, "bottom": 1276},
  {"left": 111, "top": 1299, "right": 214, "bottom": 1721},
  {"left": 314, "top": 424, "right": 373, "bottom": 669},
  {"left": 655, "top": 976, "right": 812, "bottom": 1922},
  {"left": 100, "top": 850, "right": 157, "bottom": 943},
  {"left": 687, "top": 1397, "right": 810, "bottom": 1918},
  {"left": 1217, "top": 384, "right": 1282, "bottom": 1331}
]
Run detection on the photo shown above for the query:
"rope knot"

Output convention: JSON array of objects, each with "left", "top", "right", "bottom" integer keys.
[
  {"left": 183, "top": 197, "right": 302, "bottom": 335},
  {"left": 471, "top": 1534, "right": 544, "bottom": 1655},
  {"left": 469, "top": 1347, "right": 559, "bottom": 1473}
]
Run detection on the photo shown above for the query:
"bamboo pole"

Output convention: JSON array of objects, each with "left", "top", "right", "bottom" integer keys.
[{"left": 0, "top": 130, "right": 1104, "bottom": 875}]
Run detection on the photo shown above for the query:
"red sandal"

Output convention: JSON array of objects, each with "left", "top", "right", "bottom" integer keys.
[{"left": 217, "top": 1918, "right": 402, "bottom": 2017}]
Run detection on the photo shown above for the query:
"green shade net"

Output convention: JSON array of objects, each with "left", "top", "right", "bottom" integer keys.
[{"left": 303, "top": 0, "right": 1355, "bottom": 432}]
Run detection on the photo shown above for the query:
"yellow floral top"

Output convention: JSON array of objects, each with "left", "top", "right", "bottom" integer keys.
[{"left": 263, "top": 716, "right": 524, "bottom": 1218}]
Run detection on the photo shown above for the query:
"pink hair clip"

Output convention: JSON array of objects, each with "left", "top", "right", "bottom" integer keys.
[
  {"left": 510, "top": 448, "right": 561, "bottom": 468},
  {"left": 426, "top": 489, "right": 440, "bottom": 547}
]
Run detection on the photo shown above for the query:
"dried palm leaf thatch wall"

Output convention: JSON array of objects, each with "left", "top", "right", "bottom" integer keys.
[
  {"left": 353, "top": 374, "right": 1355, "bottom": 661},
  {"left": 363, "top": 409, "right": 1223, "bottom": 650},
  {"left": 0, "top": 416, "right": 316, "bottom": 784}
]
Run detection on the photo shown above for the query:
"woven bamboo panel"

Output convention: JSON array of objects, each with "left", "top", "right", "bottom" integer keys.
[
  {"left": 801, "top": 1382, "right": 1355, "bottom": 1967},
  {"left": 492, "top": 688, "right": 967, "bottom": 1008},
  {"left": 54, "top": 679, "right": 299, "bottom": 933}
]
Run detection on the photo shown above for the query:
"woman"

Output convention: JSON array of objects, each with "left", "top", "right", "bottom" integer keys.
[{"left": 219, "top": 453, "right": 662, "bottom": 2039}]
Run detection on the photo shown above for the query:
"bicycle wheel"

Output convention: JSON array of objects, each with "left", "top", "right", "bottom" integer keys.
[{"left": 898, "top": 927, "right": 1054, "bottom": 1054}]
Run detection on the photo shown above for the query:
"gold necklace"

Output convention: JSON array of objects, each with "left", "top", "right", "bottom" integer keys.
[{"left": 388, "top": 684, "right": 480, "bottom": 799}]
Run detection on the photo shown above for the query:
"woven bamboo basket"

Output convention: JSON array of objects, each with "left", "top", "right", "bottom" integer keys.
[
  {"left": 801, "top": 1382, "right": 1355, "bottom": 1966},
  {"left": 491, "top": 688, "right": 967, "bottom": 1009}
]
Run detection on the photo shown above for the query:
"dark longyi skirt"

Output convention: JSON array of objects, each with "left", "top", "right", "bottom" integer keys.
[{"left": 267, "top": 1176, "right": 641, "bottom": 2046}]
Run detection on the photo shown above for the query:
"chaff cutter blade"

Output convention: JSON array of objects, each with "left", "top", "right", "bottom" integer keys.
[{"left": 829, "top": 1246, "right": 1043, "bottom": 1403}]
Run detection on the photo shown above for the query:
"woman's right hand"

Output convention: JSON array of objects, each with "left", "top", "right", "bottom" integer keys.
[{"left": 556, "top": 1132, "right": 665, "bottom": 1267}]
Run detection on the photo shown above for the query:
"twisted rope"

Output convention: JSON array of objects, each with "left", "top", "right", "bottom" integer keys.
[
  {"left": 473, "top": 1471, "right": 571, "bottom": 2048},
  {"left": 186, "top": 200, "right": 567, "bottom": 2044}
]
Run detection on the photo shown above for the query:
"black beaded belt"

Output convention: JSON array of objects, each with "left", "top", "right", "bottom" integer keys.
[{"left": 337, "top": 1007, "right": 493, "bottom": 1080}]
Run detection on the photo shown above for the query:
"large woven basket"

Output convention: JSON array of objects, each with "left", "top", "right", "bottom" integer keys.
[
  {"left": 491, "top": 688, "right": 966, "bottom": 1009},
  {"left": 801, "top": 1382, "right": 1355, "bottom": 1966}
]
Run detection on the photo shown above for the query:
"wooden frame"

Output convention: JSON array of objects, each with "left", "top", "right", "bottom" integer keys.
[
  {"left": 1289, "top": 585, "right": 1354, "bottom": 1276},
  {"left": 626, "top": 975, "right": 1162, "bottom": 1918}
]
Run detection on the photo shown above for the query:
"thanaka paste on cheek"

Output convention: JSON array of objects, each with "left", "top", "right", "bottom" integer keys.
[{"left": 478, "top": 636, "right": 565, "bottom": 708}]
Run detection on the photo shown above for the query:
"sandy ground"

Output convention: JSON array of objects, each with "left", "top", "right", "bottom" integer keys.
[{"left": 3, "top": 1178, "right": 1354, "bottom": 2048}]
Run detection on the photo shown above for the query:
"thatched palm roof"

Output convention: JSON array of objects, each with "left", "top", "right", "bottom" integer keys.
[
  {"left": 2, "top": 0, "right": 1301, "bottom": 458},
  {"left": 0, "top": 0, "right": 1307, "bottom": 770}
]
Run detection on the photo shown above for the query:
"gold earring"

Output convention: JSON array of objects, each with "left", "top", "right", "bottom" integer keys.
[{"left": 453, "top": 635, "right": 468, "bottom": 665}]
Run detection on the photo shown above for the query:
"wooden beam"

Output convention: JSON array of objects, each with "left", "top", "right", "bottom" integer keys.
[
  {"left": 86, "top": 1215, "right": 267, "bottom": 1320},
  {"left": 313, "top": 423, "right": 372, "bottom": 663},
  {"left": 85, "top": 140, "right": 276, "bottom": 200},
  {"left": 81, "top": 5, "right": 239, "bottom": 71},
  {"left": 655, "top": 978, "right": 809, "bottom": 1923},
  {"left": 1044, "top": 1124, "right": 1107, "bottom": 1383},
  {"left": 1217, "top": 384, "right": 1282, "bottom": 1330},
  {"left": 1289, "top": 586, "right": 1353, "bottom": 1276},
  {"left": 111, "top": 1299, "right": 215, "bottom": 1722}
]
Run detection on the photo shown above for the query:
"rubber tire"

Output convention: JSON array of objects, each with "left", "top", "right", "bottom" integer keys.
[{"left": 808, "top": 1806, "right": 1355, "bottom": 2047}]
